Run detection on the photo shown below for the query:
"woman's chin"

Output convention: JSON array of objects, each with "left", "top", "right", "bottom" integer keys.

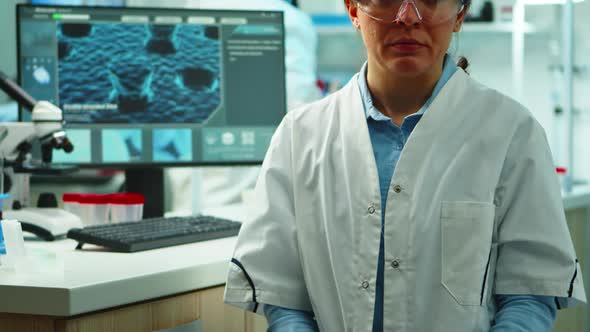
[{"left": 386, "top": 58, "right": 428, "bottom": 77}]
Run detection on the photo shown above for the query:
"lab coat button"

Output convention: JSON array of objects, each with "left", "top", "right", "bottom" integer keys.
[
  {"left": 391, "top": 260, "right": 400, "bottom": 268},
  {"left": 393, "top": 185, "right": 402, "bottom": 193},
  {"left": 361, "top": 280, "right": 370, "bottom": 289},
  {"left": 368, "top": 204, "right": 376, "bottom": 214}
]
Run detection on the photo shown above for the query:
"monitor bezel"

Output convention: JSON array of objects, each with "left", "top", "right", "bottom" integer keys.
[{"left": 16, "top": 3, "right": 287, "bottom": 168}]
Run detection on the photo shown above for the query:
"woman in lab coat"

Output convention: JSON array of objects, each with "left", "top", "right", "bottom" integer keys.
[{"left": 224, "top": 0, "right": 586, "bottom": 331}]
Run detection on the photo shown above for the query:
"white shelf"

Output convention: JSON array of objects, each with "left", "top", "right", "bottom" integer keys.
[{"left": 461, "top": 22, "right": 538, "bottom": 34}]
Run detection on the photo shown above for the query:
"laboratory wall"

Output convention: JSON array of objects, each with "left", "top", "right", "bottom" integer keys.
[
  {"left": 573, "top": 1, "right": 590, "bottom": 184},
  {"left": 298, "top": 0, "right": 346, "bottom": 14},
  {"left": 467, "top": 5, "right": 588, "bottom": 182},
  {"left": 458, "top": 3, "right": 590, "bottom": 185}
]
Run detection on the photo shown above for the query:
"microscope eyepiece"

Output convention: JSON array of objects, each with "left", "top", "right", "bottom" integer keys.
[{"left": 62, "top": 137, "right": 74, "bottom": 153}]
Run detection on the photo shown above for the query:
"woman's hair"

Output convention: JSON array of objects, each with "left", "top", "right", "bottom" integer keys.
[{"left": 457, "top": 56, "right": 469, "bottom": 72}]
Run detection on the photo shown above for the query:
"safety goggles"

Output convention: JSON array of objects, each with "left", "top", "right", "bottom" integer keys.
[{"left": 354, "top": 0, "right": 469, "bottom": 26}]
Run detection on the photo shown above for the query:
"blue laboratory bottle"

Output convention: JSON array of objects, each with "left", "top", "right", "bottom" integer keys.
[{"left": 0, "top": 193, "right": 10, "bottom": 255}]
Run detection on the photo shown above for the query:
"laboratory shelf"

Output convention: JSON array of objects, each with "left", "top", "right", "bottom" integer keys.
[{"left": 461, "top": 21, "right": 538, "bottom": 34}]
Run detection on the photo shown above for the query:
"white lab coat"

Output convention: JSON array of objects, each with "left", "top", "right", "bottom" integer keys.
[{"left": 224, "top": 68, "right": 586, "bottom": 331}]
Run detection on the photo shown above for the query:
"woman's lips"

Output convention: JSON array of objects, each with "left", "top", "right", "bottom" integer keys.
[{"left": 389, "top": 39, "right": 426, "bottom": 52}]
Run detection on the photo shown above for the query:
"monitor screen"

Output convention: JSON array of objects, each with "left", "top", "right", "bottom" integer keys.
[{"left": 17, "top": 5, "right": 286, "bottom": 167}]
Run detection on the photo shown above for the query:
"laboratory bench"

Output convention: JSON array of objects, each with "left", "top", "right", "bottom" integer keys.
[
  {"left": 1, "top": 189, "right": 590, "bottom": 332},
  {"left": 0, "top": 205, "right": 267, "bottom": 332}
]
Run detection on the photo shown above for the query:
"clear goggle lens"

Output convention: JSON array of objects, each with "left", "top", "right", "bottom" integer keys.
[{"left": 355, "top": 0, "right": 464, "bottom": 26}]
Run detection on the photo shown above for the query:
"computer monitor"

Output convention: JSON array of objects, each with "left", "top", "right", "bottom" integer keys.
[
  {"left": 30, "top": 1, "right": 125, "bottom": 6},
  {"left": 17, "top": 4, "right": 287, "bottom": 216}
]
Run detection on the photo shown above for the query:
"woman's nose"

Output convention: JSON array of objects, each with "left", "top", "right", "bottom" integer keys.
[{"left": 396, "top": 0, "right": 422, "bottom": 25}]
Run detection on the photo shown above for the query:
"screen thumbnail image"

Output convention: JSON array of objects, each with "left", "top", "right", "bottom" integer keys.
[
  {"left": 102, "top": 129, "right": 142, "bottom": 163},
  {"left": 52, "top": 129, "right": 92, "bottom": 163},
  {"left": 153, "top": 129, "right": 192, "bottom": 162},
  {"left": 57, "top": 22, "right": 221, "bottom": 124}
]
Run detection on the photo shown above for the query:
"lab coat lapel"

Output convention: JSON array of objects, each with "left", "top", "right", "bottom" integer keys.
[
  {"left": 339, "top": 74, "right": 380, "bottom": 183},
  {"left": 338, "top": 74, "right": 381, "bottom": 206},
  {"left": 391, "top": 70, "right": 467, "bottom": 183},
  {"left": 381, "top": 68, "right": 467, "bottom": 276},
  {"left": 336, "top": 74, "right": 383, "bottom": 293},
  {"left": 336, "top": 70, "right": 469, "bottom": 197}
]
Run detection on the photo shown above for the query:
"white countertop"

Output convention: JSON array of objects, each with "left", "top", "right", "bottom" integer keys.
[
  {"left": 0, "top": 203, "right": 254, "bottom": 317},
  {"left": 1, "top": 188, "right": 590, "bottom": 317},
  {"left": 0, "top": 237, "right": 237, "bottom": 316}
]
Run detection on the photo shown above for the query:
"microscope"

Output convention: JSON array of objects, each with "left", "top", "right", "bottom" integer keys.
[{"left": 0, "top": 70, "right": 82, "bottom": 241}]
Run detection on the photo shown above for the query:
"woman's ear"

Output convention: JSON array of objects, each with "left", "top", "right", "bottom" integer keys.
[
  {"left": 345, "top": 0, "right": 360, "bottom": 29},
  {"left": 453, "top": 6, "right": 468, "bottom": 32}
]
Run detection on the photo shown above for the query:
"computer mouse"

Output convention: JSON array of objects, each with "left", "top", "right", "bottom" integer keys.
[{"left": 3, "top": 208, "right": 83, "bottom": 241}]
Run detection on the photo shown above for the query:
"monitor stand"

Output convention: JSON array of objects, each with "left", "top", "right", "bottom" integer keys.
[{"left": 124, "top": 168, "right": 164, "bottom": 218}]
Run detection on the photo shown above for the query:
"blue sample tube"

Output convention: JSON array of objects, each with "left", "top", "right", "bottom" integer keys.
[{"left": 0, "top": 193, "right": 10, "bottom": 254}]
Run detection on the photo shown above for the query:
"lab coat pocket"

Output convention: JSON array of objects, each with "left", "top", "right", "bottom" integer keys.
[{"left": 441, "top": 201, "right": 495, "bottom": 306}]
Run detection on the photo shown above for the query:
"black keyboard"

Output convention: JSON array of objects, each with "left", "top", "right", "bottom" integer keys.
[{"left": 67, "top": 215, "right": 241, "bottom": 252}]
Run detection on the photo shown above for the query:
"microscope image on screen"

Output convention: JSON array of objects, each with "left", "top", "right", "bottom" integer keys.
[
  {"left": 102, "top": 128, "right": 142, "bottom": 162},
  {"left": 57, "top": 22, "right": 221, "bottom": 124},
  {"left": 153, "top": 128, "right": 192, "bottom": 162}
]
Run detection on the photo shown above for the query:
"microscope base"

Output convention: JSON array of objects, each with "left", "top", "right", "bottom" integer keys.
[{"left": 3, "top": 208, "right": 82, "bottom": 241}]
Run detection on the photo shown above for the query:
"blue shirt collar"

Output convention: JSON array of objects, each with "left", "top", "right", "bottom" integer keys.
[{"left": 357, "top": 54, "right": 458, "bottom": 122}]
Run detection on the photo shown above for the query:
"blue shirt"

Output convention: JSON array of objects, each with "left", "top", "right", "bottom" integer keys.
[
  {"left": 358, "top": 55, "right": 457, "bottom": 332},
  {"left": 264, "top": 56, "right": 557, "bottom": 332}
]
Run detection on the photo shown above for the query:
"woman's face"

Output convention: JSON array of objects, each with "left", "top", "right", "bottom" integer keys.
[{"left": 345, "top": 0, "right": 466, "bottom": 78}]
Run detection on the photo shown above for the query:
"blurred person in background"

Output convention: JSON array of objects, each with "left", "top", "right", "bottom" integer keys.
[{"left": 129, "top": 0, "right": 323, "bottom": 213}]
